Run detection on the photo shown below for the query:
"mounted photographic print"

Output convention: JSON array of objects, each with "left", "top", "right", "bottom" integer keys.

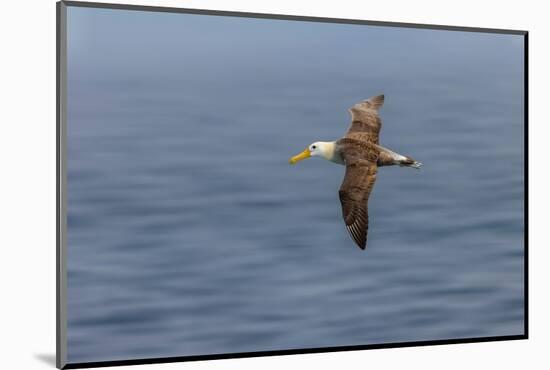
[{"left": 56, "top": 1, "right": 528, "bottom": 368}]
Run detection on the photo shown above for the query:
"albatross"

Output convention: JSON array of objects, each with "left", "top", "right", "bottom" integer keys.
[{"left": 289, "top": 94, "right": 422, "bottom": 250}]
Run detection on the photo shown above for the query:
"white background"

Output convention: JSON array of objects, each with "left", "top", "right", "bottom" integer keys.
[{"left": 1, "top": 0, "right": 547, "bottom": 369}]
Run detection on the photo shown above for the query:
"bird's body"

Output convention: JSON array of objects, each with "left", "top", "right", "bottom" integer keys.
[{"left": 289, "top": 94, "right": 421, "bottom": 250}]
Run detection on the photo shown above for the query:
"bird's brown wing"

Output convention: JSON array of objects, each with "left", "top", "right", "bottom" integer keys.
[
  {"left": 337, "top": 139, "right": 379, "bottom": 249},
  {"left": 345, "top": 94, "right": 384, "bottom": 144}
]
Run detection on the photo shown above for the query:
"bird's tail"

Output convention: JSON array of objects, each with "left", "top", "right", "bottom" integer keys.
[{"left": 400, "top": 157, "right": 423, "bottom": 169}]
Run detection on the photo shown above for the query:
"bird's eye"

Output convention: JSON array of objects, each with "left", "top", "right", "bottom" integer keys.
[{"left": 312, "top": 145, "right": 317, "bottom": 149}]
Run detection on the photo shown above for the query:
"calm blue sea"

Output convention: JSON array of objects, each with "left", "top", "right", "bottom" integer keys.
[{"left": 66, "top": 7, "right": 525, "bottom": 363}]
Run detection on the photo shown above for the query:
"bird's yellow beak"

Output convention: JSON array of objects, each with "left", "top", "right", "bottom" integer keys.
[{"left": 289, "top": 148, "right": 311, "bottom": 164}]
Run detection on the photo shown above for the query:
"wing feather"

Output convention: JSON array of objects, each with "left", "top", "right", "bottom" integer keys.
[
  {"left": 338, "top": 151, "right": 378, "bottom": 249},
  {"left": 346, "top": 94, "right": 384, "bottom": 144}
]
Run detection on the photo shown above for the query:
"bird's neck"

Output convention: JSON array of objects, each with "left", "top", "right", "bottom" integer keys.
[{"left": 322, "top": 141, "right": 344, "bottom": 164}]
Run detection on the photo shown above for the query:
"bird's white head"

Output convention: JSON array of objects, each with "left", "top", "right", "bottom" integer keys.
[{"left": 289, "top": 141, "right": 334, "bottom": 164}]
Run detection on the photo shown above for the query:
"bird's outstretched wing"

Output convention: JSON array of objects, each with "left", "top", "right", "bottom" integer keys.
[
  {"left": 337, "top": 139, "right": 379, "bottom": 249},
  {"left": 346, "top": 94, "right": 384, "bottom": 144}
]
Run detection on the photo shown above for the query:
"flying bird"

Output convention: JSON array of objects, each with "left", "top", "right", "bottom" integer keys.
[{"left": 289, "top": 94, "right": 422, "bottom": 250}]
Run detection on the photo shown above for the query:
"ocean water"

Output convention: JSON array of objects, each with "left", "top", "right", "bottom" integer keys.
[{"left": 66, "top": 7, "right": 525, "bottom": 363}]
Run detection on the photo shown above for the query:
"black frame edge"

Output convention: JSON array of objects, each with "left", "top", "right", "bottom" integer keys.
[
  {"left": 56, "top": 2, "right": 61, "bottom": 368},
  {"left": 56, "top": 1, "right": 68, "bottom": 369},
  {"left": 60, "top": 0, "right": 528, "bottom": 35},
  {"left": 62, "top": 335, "right": 527, "bottom": 369},
  {"left": 523, "top": 32, "right": 529, "bottom": 338}
]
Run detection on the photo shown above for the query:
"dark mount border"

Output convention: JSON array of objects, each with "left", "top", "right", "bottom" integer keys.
[
  {"left": 64, "top": 335, "right": 526, "bottom": 369},
  {"left": 56, "top": 2, "right": 67, "bottom": 368},
  {"left": 62, "top": 0, "right": 527, "bottom": 35},
  {"left": 57, "top": 1, "right": 529, "bottom": 369}
]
